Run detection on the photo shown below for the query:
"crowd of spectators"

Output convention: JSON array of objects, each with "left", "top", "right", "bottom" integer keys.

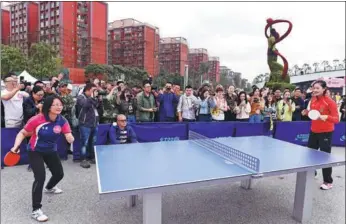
[{"left": 1, "top": 72, "right": 345, "bottom": 168}]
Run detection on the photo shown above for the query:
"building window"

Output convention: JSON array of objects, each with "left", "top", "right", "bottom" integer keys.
[
  {"left": 56, "top": 10, "right": 59, "bottom": 16},
  {"left": 51, "top": 20, "right": 54, "bottom": 25},
  {"left": 41, "top": 22, "right": 44, "bottom": 27}
]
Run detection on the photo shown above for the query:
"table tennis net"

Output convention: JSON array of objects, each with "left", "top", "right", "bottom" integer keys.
[{"left": 188, "top": 131, "right": 260, "bottom": 172}]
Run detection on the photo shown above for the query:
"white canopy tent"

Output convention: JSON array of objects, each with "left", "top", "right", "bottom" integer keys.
[{"left": 18, "top": 70, "right": 38, "bottom": 83}]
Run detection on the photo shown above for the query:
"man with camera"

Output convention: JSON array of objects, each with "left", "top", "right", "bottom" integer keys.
[
  {"left": 1, "top": 73, "right": 29, "bottom": 128},
  {"left": 75, "top": 83, "right": 102, "bottom": 168},
  {"left": 157, "top": 82, "right": 179, "bottom": 122}
]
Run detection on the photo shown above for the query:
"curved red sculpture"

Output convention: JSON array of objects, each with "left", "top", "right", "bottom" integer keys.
[{"left": 265, "top": 18, "right": 293, "bottom": 80}]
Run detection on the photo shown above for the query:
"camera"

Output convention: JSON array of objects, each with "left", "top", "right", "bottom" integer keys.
[{"left": 97, "top": 90, "right": 107, "bottom": 96}]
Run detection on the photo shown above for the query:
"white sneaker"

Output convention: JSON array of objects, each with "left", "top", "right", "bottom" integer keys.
[
  {"left": 44, "top": 186, "right": 63, "bottom": 194},
  {"left": 32, "top": 209, "right": 48, "bottom": 222},
  {"left": 320, "top": 183, "right": 333, "bottom": 190}
]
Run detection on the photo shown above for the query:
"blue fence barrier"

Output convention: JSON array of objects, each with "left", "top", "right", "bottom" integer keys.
[{"left": 1, "top": 121, "right": 345, "bottom": 166}]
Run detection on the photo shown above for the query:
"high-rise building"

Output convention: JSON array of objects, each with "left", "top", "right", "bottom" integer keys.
[
  {"left": 188, "top": 48, "right": 208, "bottom": 74},
  {"left": 38, "top": 1, "right": 107, "bottom": 68},
  {"left": 8, "top": 2, "right": 38, "bottom": 55},
  {"left": 108, "top": 18, "right": 160, "bottom": 76},
  {"left": 1, "top": 5, "right": 10, "bottom": 45},
  {"left": 159, "top": 37, "right": 189, "bottom": 76},
  {"left": 208, "top": 56, "right": 220, "bottom": 83}
]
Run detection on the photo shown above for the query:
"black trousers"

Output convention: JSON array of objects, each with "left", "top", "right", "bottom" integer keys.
[
  {"left": 307, "top": 131, "right": 333, "bottom": 184},
  {"left": 28, "top": 151, "right": 64, "bottom": 211}
]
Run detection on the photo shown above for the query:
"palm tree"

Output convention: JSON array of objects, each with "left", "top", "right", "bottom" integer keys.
[
  {"left": 338, "top": 64, "right": 344, "bottom": 69},
  {"left": 321, "top": 60, "right": 329, "bottom": 71},
  {"left": 306, "top": 66, "right": 312, "bottom": 74},
  {"left": 287, "top": 68, "right": 293, "bottom": 76},
  {"left": 333, "top": 59, "right": 339, "bottom": 70},
  {"left": 312, "top": 62, "right": 319, "bottom": 72},
  {"left": 326, "top": 65, "right": 333, "bottom": 71},
  {"left": 293, "top": 64, "right": 300, "bottom": 75},
  {"left": 302, "top": 63, "right": 309, "bottom": 74}
]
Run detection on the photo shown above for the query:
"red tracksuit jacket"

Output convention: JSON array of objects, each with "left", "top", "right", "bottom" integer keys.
[{"left": 308, "top": 95, "right": 339, "bottom": 133}]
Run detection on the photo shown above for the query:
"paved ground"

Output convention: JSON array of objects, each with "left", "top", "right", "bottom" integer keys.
[{"left": 1, "top": 147, "right": 345, "bottom": 224}]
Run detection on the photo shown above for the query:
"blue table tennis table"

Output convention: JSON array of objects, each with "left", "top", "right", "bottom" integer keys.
[{"left": 95, "top": 131, "right": 345, "bottom": 224}]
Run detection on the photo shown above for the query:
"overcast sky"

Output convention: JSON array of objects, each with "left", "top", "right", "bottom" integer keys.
[{"left": 107, "top": 1, "right": 345, "bottom": 81}]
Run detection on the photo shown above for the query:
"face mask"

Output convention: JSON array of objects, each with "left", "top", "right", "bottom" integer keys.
[{"left": 166, "top": 87, "right": 171, "bottom": 91}]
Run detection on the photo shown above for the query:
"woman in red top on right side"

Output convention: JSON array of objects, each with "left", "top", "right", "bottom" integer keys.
[{"left": 302, "top": 80, "right": 339, "bottom": 190}]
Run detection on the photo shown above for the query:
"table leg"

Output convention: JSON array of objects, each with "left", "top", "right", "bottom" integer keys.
[
  {"left": 241, "top": 179, "right": 253, "bottom": 190},
  {"left": 292, "top": 170, "right": 314, "bottom": 223},
  {"left": 143, "top": 193, "right": 162, "bottom": 224},
  {"left": 126, "top": 195, "right": 138, "bottom": 207}
]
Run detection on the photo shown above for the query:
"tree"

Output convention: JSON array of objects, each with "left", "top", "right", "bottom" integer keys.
[
  {"left": 233, "top": 72, "right": 241, "bottom": 88},
  {"left": 240, "top": 78, "right": 247, "bottom": 89},
  {"left": 312, "top": 62, "right": 319, "bottom": 72},
  {"left": 198, "top": 62, "right": 210, "bottom": 84},
  {"left": 321, "top": 60, "right": 329, "bottom": 71},
  {"left": 27, "top": 43, "right": 62, "bottom": 80},
  {"left": 152, "top": 70, "right": 183, "bottom": 88},
  {"left": 302, "top": 63, "right": 310, "bottom": 74},
  {"left": 293, "top": 64, "right": 300, "bottom": 75},
  {"left": 1, "top": 44, "right": 27, "bottom": 78},
  {"left": 333, "top": 59, "right": 339, "bottom": 70}
]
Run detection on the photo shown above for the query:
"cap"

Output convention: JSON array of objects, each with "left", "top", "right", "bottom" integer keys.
[{"left": 67, "top": 84, "right": 73, "bottom": 90}]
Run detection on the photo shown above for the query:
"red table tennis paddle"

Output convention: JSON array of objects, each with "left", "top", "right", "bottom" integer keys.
[{"left": 4, "top": 151, "right": 20, "bottom": 166}]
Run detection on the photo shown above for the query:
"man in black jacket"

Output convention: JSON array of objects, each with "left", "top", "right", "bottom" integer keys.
[{"left": 76, "top": 83, "right": 102, "bottom": 168}]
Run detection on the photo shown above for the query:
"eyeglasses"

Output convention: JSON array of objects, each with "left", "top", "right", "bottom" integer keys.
[
  {"left": 36, "top": 94, "right": 44, "bottom": 97},
  {"left": 118, "top": 120, "right": 127, "bottom": 122},
  {"left": 51, "top": 104, "right": 63, "bottom": 108}
]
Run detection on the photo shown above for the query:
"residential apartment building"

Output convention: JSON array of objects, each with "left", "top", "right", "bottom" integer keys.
[
  {"left": 108, "top": 18, "right": 160, "bottom": 76},
  {"left": 208, "top": 56, "right": 220, "bottom": 83},
  {"left": 159, "top": 37, "right": 189, "bottom": 76},
  {"left": 8, "top": 2, "right": 38, "bottom": 55},
  {"left": 188, "top": 48, "right": 208, "bottom": 73},
  {"left": 38, "top": 1, "right": 108, "bottom": 68},
  {"left": 1, "top": 5, "right": 10, "bottom": 45}
]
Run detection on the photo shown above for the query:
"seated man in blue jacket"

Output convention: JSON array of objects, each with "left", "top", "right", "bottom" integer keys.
[{"left": 109, "top": 114, "right": 138, "bottom": 144}]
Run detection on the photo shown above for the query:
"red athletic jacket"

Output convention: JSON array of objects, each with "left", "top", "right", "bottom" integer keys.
[{"left": 308, "top": 95, "right": 339, "bottom": 133}]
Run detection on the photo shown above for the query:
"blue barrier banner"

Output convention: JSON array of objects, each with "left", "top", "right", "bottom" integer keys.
[
  {"left": 274, "top": 121, "right": 311, "bottom": 146},
  {"left": 131, "top": 122, "right": 188, "bottom": 142},
  {"left": 189, "top": 122, "right": 235, "bottom": 138},
  {"left": 96, "top": 124, "right": 111, "bottom": 145},
  {"left": 332, "top": 123, "right": 346, "bottom": 147},
  {"left": 1, "top": 128, "right": 28, "bottom": 167},
  {"left": 1, "top": 128, "right": 68, "bottom": 167},
  {"left": 234, "top": 122, "right": 269, "bottom": 137},
  {"left": 72, "top": 124, "right": 110, "bottom": 161}
]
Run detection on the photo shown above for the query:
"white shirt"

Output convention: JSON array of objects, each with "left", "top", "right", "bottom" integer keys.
[{"left": 1, "top": 89, "right": 28, "bottom": 128}]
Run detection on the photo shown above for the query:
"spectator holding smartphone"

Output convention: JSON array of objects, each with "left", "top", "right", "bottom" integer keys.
[
  {"left": 277, "top": 90, "right": 296, "bottom": 121},
  {"left": 1, "top": 73, "right": 29, "bottom": 128}
]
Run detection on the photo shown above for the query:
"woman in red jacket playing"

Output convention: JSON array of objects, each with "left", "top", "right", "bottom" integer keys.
[{"left": 302, "top": 80, "right": 339, "bottom": 190}]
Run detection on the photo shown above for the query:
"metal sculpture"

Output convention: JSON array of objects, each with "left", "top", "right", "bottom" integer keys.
[{"left": 265, "top": 18, "right": 293, "bottom": 83}]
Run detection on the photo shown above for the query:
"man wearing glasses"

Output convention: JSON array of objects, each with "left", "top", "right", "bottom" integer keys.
[
  {"left": 108, "top": 114, "right": 138, "bottom": 144},
  {"left": 1, "top": 72, "right": 29, "bottom": 128}
]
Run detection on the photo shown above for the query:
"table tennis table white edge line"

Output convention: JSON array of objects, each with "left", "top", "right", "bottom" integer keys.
[
  {"left": 94, "top": 146, "right": 103, "bottom": 194},
  {"left": 97, "top": 173, "right": 253, "bottom": 195}
]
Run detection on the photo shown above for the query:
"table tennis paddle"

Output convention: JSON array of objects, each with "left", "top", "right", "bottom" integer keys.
[
  {"left": 4, "top": 151, "right": 20, "bottom": 166},
  {"left": 308, "top": 109, "right": 320, "bottom": 120}
]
